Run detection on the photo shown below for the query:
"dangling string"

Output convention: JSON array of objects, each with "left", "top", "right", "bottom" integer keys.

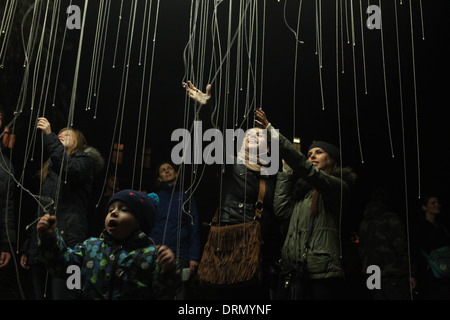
[
  {"left": 290, "top": 0, "right": 303, "bottom": 139},
  {"left": 137, "top": 0, "right": 160, "bottom": 191},
  {"left": 336, "top": 0, "right": 344, "bottom": 261},
  {"left": 51, "top": 0, "right": 72, "bottom": 108},
  {"left": 112, "top": 0, "right": 124, "bottom": 69},
  {"left": 378, "top": 0, "right": 395, "bottom": 159},
  {"left": 393, "top": 0, "right": 413, "bottom": 300},
  {"left": 350, "top": 0, "right": 364, "bottom": 164},
  {"left": 316, "top": 0, "right": 325, "bottom": 110},
  {"left": 358, "top": 0, "right": 368, "bottom": 94},
  {"left": 0, "top": 0, "right": 18, "bottom": 67},
  {"left": 408, "top": 0, "right": 421, "bottom": 199}
]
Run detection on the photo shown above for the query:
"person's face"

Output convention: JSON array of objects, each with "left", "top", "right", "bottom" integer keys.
[
  {"left": 106, "top": 175, "right": 119, "bottom": 190},
  {"left": 422, "top": 197, "right": 441, "bottom": 215},
  {"left": 58, "top": 129, "right": 75, "bottom": 150},
  {"left": 158, "top": 163, "right": 177, "bottom": 185},
  {"left": 105, "top": 200, "right": 140, "bottom": 240},
  {"left": 245, "top": 128, "right": 269, "bottom": 153},
  {"left": 307, "top": 147, "right": 334, "bottom": 171}
]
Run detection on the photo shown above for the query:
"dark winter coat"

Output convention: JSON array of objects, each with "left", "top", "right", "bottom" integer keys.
[
  {"left": 39, "top": 229, "right": 181, "bottom": 299},
  {"left": 21, "top": 133, "right": 104, "bottom": 264},
  {"left": 150, "top": 182, "right": 201, "bottom": 263},
  {"left": 274, "top": 132, "right": 357, "bottom": 280},
  {"left": 358, "top": 200, "right": 414, "bottom": 284},
  {"left": 0, "top": 148, "right": 15, "bottom": 252}
]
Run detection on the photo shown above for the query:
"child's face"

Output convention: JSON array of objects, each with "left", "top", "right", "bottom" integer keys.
[{"left": 105, "top": 200, "right": 140, "bottom": 240}]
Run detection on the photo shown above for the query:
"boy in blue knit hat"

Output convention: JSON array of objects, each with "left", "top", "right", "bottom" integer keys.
[{"left": 37, "top": 189, "right": 180, "bottom": 299}]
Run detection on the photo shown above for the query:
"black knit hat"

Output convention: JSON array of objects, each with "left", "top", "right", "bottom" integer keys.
[
  {"left": 107, "top": 189, "right": 159, "bottom": 235},
  {"left": 308, "top": 141, "right": 340, "bottom": 165}
]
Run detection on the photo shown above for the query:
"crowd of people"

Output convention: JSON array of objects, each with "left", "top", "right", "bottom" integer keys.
[{"left": 0, "top": 83, "right": 449, "bottom": 300}]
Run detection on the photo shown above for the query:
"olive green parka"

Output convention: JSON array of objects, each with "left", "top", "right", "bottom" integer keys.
[{"left": 274, "top": 132, "right": 357, "bottom": 280}]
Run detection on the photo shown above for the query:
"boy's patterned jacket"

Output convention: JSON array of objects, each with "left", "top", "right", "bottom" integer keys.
[{"left": 39, "top": 229, "right": 181, "bottom": 299}]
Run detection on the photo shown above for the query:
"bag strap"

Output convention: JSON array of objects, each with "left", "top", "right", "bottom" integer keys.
[{"left": 255, "top": 178, "right": 265, "bottom": 219}]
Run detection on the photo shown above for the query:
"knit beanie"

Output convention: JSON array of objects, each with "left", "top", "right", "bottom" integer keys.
[
  {"left": 308, "top": 141, "right": 340, "bottom": 165},
  {"left": 107, "top": 189, "right": 159, "bottom": 235}
]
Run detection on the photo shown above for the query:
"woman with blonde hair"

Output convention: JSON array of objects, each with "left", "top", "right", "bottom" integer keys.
[{"left": 20, "top": 117, "right": 104, "bottom": 300}]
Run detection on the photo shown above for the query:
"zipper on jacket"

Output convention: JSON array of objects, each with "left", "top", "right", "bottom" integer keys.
[{"left": 107, "top": 245, "right": 122, "bottom": 300}]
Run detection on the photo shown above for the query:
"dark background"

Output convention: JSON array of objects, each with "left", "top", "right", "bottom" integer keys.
[{"left": 1, "top": 0, "right": 449, "bottom": 300}]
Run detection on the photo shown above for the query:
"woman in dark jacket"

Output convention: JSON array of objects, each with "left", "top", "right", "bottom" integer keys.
[
  {"left": 20, "top": 117, "right": 104, "bottom": 299},
  {"left": 182, "top": 82, "right": 279, "bottom": 299},
  {"left": 0, "top": 109, "right": 15, "bottom": 269}
]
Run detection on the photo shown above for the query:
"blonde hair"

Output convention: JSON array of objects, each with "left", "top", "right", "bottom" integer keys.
[{"left": 38, "top": 127, "right": 88, "bottom": 182}]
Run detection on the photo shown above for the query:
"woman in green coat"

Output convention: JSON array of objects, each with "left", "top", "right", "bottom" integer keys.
[{"left": 255, "top": 109, "right": 357, "bottom": 300}]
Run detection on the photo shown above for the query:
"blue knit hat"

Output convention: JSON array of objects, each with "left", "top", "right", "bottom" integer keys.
[
  {"left": 308, "top": 141, "right": 340, "bottom": 165},
  {"left": 107, "top": 189, "right": 159, "bottom": 235}
]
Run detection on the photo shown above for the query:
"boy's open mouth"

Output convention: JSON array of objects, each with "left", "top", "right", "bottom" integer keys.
[{"left": 107, "top": 220, "right": 118, "bottom": 229}]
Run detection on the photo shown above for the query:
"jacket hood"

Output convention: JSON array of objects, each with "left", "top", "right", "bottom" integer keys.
[{"left": 84, "top": 146, "right": 105, "bottom": 176}]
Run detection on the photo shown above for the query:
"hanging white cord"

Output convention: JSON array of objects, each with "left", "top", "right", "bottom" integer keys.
[
  {"left": 394, "top": 0, "right": 413, "bottom": 300},
  {"left": 350, "top": 0, "right": 364, "bottom": 164},
  {"left": 378, "top": 0, "right": 395, "bottom": 159},
  {"left": 138, "top": 0, "right": 161, "bottom": 190},
  {"left": 408, "top": 0, "right": 421, "bottom": 199},
  {"left": 358, "top": 0, "right": 368, "bottom": 94}
]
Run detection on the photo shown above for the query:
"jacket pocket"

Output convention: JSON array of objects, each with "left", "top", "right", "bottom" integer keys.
[
  {"left": 306, "top": 252, "right": 332, "bottom": 275},
  {"left": 222, "top": 200, "right": 255, "bottom": 223}
]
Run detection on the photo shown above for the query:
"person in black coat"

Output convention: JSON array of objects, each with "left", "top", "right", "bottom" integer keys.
[
  {"left": 0, "top": 109, "right": 15, "bottom": 269},
  {"left": 182, "top": 81, "right": 281, "bottom": 300},
  {"left": 20, "top": 117, "right": 104, "bottom": 299}
]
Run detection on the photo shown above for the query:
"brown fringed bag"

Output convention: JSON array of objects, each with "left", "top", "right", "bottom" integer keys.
[{"left": 197, "top": 179, "right": 265, "bottom": 287}]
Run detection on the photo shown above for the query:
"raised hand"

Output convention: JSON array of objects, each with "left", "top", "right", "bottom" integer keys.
[
  {"left": 182, "top": 81, "right": 211, "bottom": 105},
  {"left": 36, "top": 117, "right": 52, "bottom": 135},
  {"left": 254, "top": 108, "right": 270, "bottom": 129}
]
